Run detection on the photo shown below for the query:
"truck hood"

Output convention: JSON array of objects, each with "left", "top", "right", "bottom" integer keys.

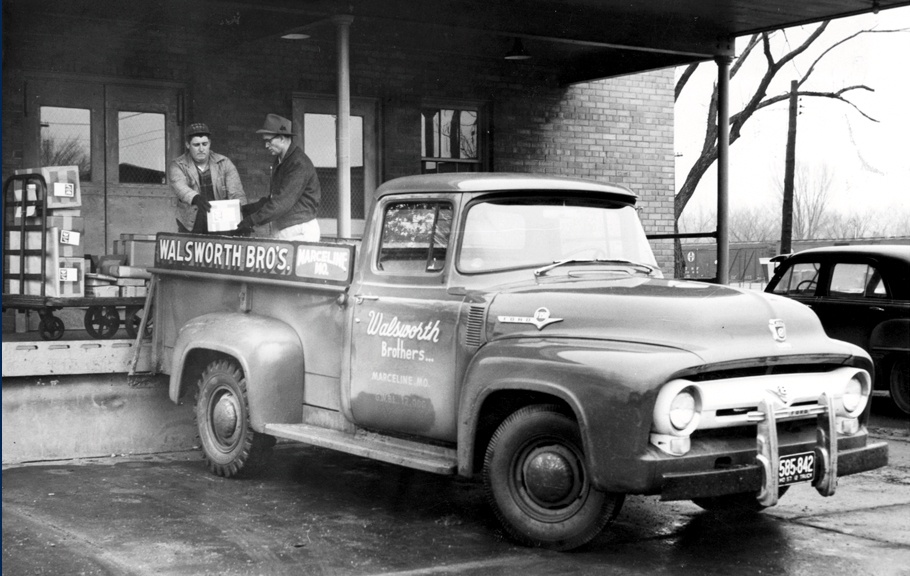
[{"left": 482, "top": 276, "right": 858, "bottom": 364}]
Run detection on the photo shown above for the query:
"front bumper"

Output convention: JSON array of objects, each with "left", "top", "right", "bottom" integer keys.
[
  {"left": 657, "top": 394, "right": 889, "bottom": 502},
  {"left": 659, "top": 439, "right": 888, "bottom": 501}
]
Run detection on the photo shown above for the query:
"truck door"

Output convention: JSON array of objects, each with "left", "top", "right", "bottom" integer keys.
[{"left": 348, "top": 198, "right": 462, "bottom": 441}]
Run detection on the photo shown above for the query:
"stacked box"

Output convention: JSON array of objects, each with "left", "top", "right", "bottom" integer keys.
[
  {"left": 8, "top": 257, "right": 85, "bottom": 297},
  {"left": 118, "top": 234, "right": 157, "bottom": 267},
  {"left": 6, "top": 226, "right": 85, "bottom": 258},
  {"left": 12, "top": 165, "right": 82, "bottom": 210}
]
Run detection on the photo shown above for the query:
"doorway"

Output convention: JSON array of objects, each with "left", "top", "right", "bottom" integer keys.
[
  {"left": 292, "top": 95, "right": 380, "bottom": 238},
  {"left": 23, "top": 76, "right": 183, "bottom": 255}
]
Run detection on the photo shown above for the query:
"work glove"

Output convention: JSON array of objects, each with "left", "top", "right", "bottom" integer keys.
[
  {"left": 235, "top": 216, "right": 254, "bottom": 235},
  {"left": 192, "top": 195, "right": 212, "bottom": 212}
]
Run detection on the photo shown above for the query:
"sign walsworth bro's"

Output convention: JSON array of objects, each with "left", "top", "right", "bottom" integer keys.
[{"left": 154, "top": 233, "right": 354, "bottom": 285}]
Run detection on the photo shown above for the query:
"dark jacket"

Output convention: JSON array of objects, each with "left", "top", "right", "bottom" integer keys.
[{"left": 250, "top": 144, "right": 320, "bottom": 230}]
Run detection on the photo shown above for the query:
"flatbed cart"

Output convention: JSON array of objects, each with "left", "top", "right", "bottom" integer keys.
[
  {"left": 1, "top": 293, "right": 152, "bottom": 340},
  {"left": 3, "top": 173, "right": 152, "bottom": 341}
]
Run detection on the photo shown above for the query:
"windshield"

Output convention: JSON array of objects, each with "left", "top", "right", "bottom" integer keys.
[{"left": 458, "top": 197, "right": 658, "bottom": 274}]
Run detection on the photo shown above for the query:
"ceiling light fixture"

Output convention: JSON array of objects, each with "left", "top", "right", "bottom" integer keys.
[
  {"left": 504, "top": 38, "right": 531, "bottom": 60},
  {"left": 281, "top": 27, "right": 311, "bottom": 40}
]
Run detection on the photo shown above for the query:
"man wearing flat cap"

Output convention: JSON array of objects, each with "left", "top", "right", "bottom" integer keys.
[
  {"left": 168, "top": 122, "right": 247, "bottom": 233},
  {"left": 237, "top": 113, "right": 321, "bottom": 241}
]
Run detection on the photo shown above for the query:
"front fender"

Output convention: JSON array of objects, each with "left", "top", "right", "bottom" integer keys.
[
  {"left": 457, "top": 338, "right": 700, "bottom": 490},
  {"left": 169, "top": 312, "right": 304, "bottom": 429}
]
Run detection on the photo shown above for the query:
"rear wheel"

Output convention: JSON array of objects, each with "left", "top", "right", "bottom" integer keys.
[
  {"left": 888, "top": 356, "right": 910, "bottom": 416},
  {"left": 483, "top": 404, "right": 624, "bottom": 551},
  {"left": 692, "top": 486, "right": 789, "bottom": 512},
  {"left": 196, "top": 359, "right": 274, "bottom": 477}
]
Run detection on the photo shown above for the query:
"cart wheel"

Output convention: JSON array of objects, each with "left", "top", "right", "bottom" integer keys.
[
  {"left": 84, "top": 306, "right": 121, "bottom": 339},
  {"left": 125, "top": 306, "right": 153, "bottom": 339},
  {"left": 39, "top": 316, "right": 65, "bottom": 341}
]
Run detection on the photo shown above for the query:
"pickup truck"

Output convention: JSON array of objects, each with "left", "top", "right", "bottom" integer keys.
[{"left": 149, "top": 173, "right": 888, "bottom": 551}]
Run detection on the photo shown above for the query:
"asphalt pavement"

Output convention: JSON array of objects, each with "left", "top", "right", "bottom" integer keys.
[{"left": 3, "top": 397, "right": 908, "bottom": 576}]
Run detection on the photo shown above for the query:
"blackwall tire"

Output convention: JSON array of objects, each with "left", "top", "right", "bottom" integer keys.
[
  {"left": 888, "top": 356, "right": 910, "bottom": 416},
  {"left": 195, "top": 359, "right": 274, "bottom": 478},
  {"left": 692, "top": 486, "right": 790, "bottom": 512},
  {"left": 483, "top": 404, "right": 624, "bottom": 551}
]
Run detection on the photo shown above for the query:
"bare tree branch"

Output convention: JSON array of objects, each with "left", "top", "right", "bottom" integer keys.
[{"left": 675, "top": 63, "right": 699, "bottom": 101}]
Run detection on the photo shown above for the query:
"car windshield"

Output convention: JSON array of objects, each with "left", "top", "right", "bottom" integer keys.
[{"left": 458, "top": 197, "right": 658, "bottom": 274}]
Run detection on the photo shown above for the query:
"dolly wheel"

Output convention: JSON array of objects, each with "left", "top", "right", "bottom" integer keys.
[
  {"left": 84, "top": 306, "right": 120, "bottom": 339},
  {"left": 39, "top": 315, "right": 65, "bottom": 340}
]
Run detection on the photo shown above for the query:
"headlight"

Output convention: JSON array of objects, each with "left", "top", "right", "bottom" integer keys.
[
  {"left": 842, "top": 376, "right": 864, "bottom": 413},
  {"left": 669, "top": 388, "right": 698, "bottom": 431}
]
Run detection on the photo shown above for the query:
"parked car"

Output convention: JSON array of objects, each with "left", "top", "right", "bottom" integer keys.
[{"left": 766, "top": 245, "right": 910, "bottom": 415}]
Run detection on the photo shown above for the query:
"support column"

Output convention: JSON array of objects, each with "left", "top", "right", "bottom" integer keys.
[
  {"left": 715, "top": 55, "right": 732, "bottom": 285},
  {"left": 334, "top": 15, "right": 354, "bottom": 239}
]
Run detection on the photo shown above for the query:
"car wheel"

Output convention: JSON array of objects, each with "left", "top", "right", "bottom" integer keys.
[
  {"left": 196, "top": 359, "right": 275, "bottom": 478},
  {"left": 889, "top": 355, "right": 910, "bottom": 416},
  {"left": 483, "top": 404, "right": 624, "bottom": 551},
  {"left": 692, "top": 486, "right": 789, "bottom": 512}
]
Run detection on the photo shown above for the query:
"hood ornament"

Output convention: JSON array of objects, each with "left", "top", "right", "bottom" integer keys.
[
  {"left": 768, "top": 319, "right": 787, "bottom": 343},
  {"left": 498, "top": 307, "right": 564, "bottom": 330}
]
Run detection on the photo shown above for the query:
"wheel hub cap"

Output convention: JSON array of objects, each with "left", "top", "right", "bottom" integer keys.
[
  {"left": 523, "top": 446, "right": 582, "bottom": 507},
  {"left": 212, "top": 392, "right": 239, "bottom": 444}
]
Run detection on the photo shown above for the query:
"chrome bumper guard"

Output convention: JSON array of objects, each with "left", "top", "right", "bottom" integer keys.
[{"left": 753, "top": 392, "right": 837, "bottom": 507}]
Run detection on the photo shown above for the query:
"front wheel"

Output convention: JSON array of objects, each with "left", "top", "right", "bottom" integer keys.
[
  {"left": 196, "top": 359, "right": 274, "bottom": 477},
  {"left": 483, "top": 404, "right": 624, "bottom": 551}
]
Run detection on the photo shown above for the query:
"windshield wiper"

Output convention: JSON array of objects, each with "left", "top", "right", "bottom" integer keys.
[{"left": 534, "top": 258, "right": 656, "bottom": 277}]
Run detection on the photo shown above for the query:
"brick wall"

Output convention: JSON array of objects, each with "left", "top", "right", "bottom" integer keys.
[{"left": 2, "top": 9, "right": 676, "bottom": 272}]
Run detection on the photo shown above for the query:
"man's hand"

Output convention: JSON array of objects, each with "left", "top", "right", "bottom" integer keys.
[
  {"left": 235, "top": 216, "right": 254, "bottom": 235},
  {"left": 192, "top": 195, "right": 212, "bottom": 212}
]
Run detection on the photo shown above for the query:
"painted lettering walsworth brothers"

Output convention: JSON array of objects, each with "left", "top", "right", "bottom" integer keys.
[{"left": 157, "top": 237, "right": 291, "bottom": 274}]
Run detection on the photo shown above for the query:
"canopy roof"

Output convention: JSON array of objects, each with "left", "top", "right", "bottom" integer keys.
[{"left": 10, "top": 0, "right": 910, "bottom": 84}]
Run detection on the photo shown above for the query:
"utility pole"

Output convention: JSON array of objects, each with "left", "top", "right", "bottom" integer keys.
[{"left": 780, "top": 80, "right": 798, "bottom": 254}]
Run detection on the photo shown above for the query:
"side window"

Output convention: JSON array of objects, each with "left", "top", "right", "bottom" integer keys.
[
  {"left": 420, "top": 104, "right": 487, "bottom": 174},
  {"left": 771, "top": 262, "right": 821, "bottom": 295},
  {"left": 377, "top": 202, "right": 453, "bottom": 274},
  {"left": 40, "top": 106, "right": 92, "bottom": 182},
  {"left": 829, "top": 263, "right": 870, "bottom": 298}
]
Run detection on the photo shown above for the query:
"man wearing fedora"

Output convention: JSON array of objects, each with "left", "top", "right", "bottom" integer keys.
[
  {"left": 169, "top": 122, "right": 247, "bottom": 233},
  {"left": 238, "top": 113, "right": 321, "bottom": 241}
]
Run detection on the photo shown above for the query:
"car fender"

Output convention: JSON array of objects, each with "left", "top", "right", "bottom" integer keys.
[
  {"left": 870, "top": 318, "right": 910, "bottom": 353},
  {"left": 456, "top": 337, "right": 699, "bottom": 489},
  {"left": 169, "top": 312, "right": 304, "bottom": 429}
]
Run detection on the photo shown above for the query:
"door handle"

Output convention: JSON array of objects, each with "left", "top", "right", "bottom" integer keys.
[
  {"left": 869, "top": 306, "right": 885, "bottom": 312},
  {"left": 355, "top": 294, "right": 379, "bottom": 304}
]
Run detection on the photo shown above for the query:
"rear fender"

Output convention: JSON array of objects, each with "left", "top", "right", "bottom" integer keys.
[
  {"left": 169, "top": 312, "right": 304, "bottom": 428},
  {"left": 870, "top": 319, "right": 909, "bottom": 354}
]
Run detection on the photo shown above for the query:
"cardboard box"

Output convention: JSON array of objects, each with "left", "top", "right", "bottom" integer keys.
[
  {"left": 100, "top": 265, "right": 151, "bottom": 279},
  {"left": 208, "top": 199, "right": 242, "bottom": 232},
  {"left": 6, "top": 226, "right": 84, "bottom": 258},
  {"left": 119, "top": 285, "right": 148, "bottom": 297},
  {"left": 12, "top": 166, "right": 82, "bottom": 210},
  {"left": 88, "top": 285, "right": 120, "bottom": 297},
  {"left": 7, "top": 257, "right": 85, "bottom": 297},
  {"left": 122, "top": 236, "right": 155, "bottom": 268}
]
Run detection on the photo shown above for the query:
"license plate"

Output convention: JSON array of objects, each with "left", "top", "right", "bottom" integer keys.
[{"left": 779, "top": 451, "right": 815, "bottom": 485}]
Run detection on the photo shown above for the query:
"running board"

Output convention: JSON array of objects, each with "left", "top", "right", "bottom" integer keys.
[{"left": 262, "top": 423, "right": 458, "bottom": 475}]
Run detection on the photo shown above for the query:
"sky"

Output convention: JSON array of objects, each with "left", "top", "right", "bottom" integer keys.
[{"left": 674, "top": 4, "right": 910, "bottom": 220}]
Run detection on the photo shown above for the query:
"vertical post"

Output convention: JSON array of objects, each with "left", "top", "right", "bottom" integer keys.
[
  {"left": 334, "top": 15, "right": 354, "bottom": 239},
  {"left": 715, "top": 56, "right": 731, "bottom": 285},
  {"left": 780, "top": 80, "right": 798, "bottom": 255}
]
